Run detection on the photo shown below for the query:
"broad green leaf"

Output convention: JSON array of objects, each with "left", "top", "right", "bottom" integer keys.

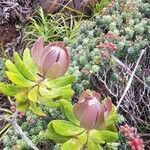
[
  {"left": 6, "top": 71, "right": 35, "bottom": 88},
  {"left": 28, "top": 86, "right": 39, "bottom": 102},
  {"left": 38, "top": 95, "right": 59, "bottom": 108},
  {"left": 59, "top": 100, "right": 79, "bottom": 125},
  {"left": 39, "top": 85, "right": 58, "bottom": 100},
  {"left": 89, "top": 130, "right": 104, "bottom": 144},
  {"left": 90, "top": 130, "right": 118, "bottom": 144},
  {"left": 17, "top": 101, "right": 30, "bottom": 112},
  {"left": 44, "top": 75, "right": 76, "bottom": 89},
  {"left": 5, "top": 60, "right": 20, "bottom": 74},
  {"left": 42, "top": 122, "right": 70, "bottom": 143},
  {"left": 23, "top": 48, "right": 37, "bottom": 75},
  {"left": 13, "top": 52, "right": 36, "bottom": 81},
  {"left": 87, "top": 137, "right": 102, "bottom": 150},
  {"left": 0, "top": 82, "right": 20, "bottom": 96},
  {"left": 106, "top": 114, "right": 119, "bottom": 127},
  {"left": 61, "top": 138, "right": 83, "bottom": 150},
  {"left": 39, "top": 84, "right": 74, "bottom": 100},
  {"left": 52, "top": 120, "right": 84, "bottom": 136},
  {"left": 15, "top": 91, "right": 28, "bottom": 103},
  {"left": 59, "top": 85, "right": 74, "bottom": 99},
  {"left": 106, "top": 124, "right": 117, "bottom": 132},
  {"left": 77, "top": 132, "right": 87, "bottom": 144},
  {"left": 105, "top": 105, "right": 119, "bottom": 127},
  {"left": 30, "top": 101, "right": 46, "bottom": 116}
]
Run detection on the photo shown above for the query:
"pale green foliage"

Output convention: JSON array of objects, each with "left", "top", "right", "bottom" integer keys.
[
  {"left": 68, "top": 0, "right": 149, "bottom": 94},
  {"left": 93, "top": 0, "right": 111, "bottom": 14},
  {"left": 2, "top": 108, "right": 65, "bottom": 150},
  {"left": 23, "top": 7, "right": 82, "bottom": 47}
]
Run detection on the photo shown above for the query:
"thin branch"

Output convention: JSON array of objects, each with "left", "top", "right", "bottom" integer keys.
[
  {"left": 141, "top": 133, "right": 150, "bottom": 137},
  {"left": 0, "top": 108, "right": 12, "bottom": 114},
  {"left": 111, "top": 55, "right": 150, "bottom": 89},
  {"left": 116, "top": 49, "right": 146, "bottom": 110},
  {"left": 0, "top": 111, "right": 39, "bottom": 150},
  {"left": 97, "top": 76, "right": 117, "bottom": 97}
]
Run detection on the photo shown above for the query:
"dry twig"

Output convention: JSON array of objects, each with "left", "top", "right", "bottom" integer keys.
[
  {"left": 116, "top": 49, "right": 146, "bottom": 110},
  {"left": 0, "top": 111, "right": 39, "bottom": 150}
]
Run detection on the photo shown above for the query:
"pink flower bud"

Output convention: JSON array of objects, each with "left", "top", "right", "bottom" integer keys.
[
  {"left": 73, "top": 90, "right": 112, "bottom": 130},
  {"left": 31, "top": 37, "right": 70, "bottom": 79},
  {"left": 101, "top": 51, "right": 110, "bottom": 60},
  {"left": 105, "top": 31, "right": 114, "bottom": 38},
  {"left": 120, "top": 124, "right": 144, "bottom": 150}
]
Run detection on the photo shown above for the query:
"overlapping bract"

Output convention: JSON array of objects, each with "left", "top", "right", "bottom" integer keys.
[
  {"left": 73, "top": 90, "right": 112, "bottom": 130},
  {"left": 31, "top": 37, "right": 70, "bottom": 79}
]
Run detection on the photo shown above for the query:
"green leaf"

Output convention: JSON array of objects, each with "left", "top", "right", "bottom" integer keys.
[
  {"left": 52, "top": 120, "right": 84, "bottom": 137},
  {"left": 61, "top": 138, "right": 83, "bottom": 150},
  {"left": 6, "top": 71, "right": 35, "bottom": 88},
  {"left": 59, "top": 100, "right": 79, "bottom": 125},
  {"left": 17, "top": 101, "right": 30, "bottom": 112},
  {"left": 44, "top": 75, "right": 76, "bottom": 89},
  {"left": 28, "top": 86, "right": 39, "bottom": 102},
  {"left": 59, "top": 85, "right": 74, "bottom": 99},
  {"left": 89, "top": 130, "right": 105, "bottom": 144},
  {"left": 106, "top": 114, "right": 119, "bottom": 127},
  {"left": 106, "top": 124, "right": 117, "bottom": 132},
  {"left": 13, "top": 52, "right": 36, "bottom": 81},
  {"left": 90, "top": 130, "right": 118, "bottom": 144},
  {"left": 39, "top": 84, "right": 74, "bottom": 100},
  {"left": 42, "top": 122, "right": 70, "bottom": 143},
  {"left": 39, "top": 85, "right": 60, "bottom": 100},
  {"left": 87, "top": 137, "right": 102, "bottom": 150},
  {"left": 38, "top": 95, "right": 59, "bottom": 108},
  {"left": 30, "top": 101, "right": 46, "bottom": 116},
  {"left": 105, "top": 105, "right": 119, "bottom": 127},
  {"left": 77, "top": 132, "right": 87, "bottom": 144},
  {"left": 23, "top": 48, "right": 37, "bottom": 75},
  {"left": 5, "top": 60, "right": 20, "bottom": 74},
  {"left": 39, "top": 84, "right": 56, "bottom": 99},
  {"left": 15, "top": 91, "right": 28, "bottom": 103},
  {"left": 0, "top": 82, "right": 20, "bottom": 96}
]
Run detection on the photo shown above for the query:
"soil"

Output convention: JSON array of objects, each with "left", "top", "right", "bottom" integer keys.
[
  {"left": 0, "top": 24, "right": 19, "bottom": 57},
  {"left": 39, "top": 0, "right": 95, "bottom": 15}
]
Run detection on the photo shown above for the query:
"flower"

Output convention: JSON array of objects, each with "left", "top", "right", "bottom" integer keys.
[
  {"left": 101, "top": 51, "right": 110, "bottom": 60},
  {"left": 128, "top": 136, "right": 144, "bottom": 150},
  {"left": 105, "top": 31, "right": 114, "bottom": 38},
  {"left": 31, "top": 37, "right": 70, "bottom": 79},
  {"left": 120, "top": 124, "right": 144, "bottom": 150},
  {"left": 73, "top": 90, "right": 112, "bottom": 130},
  {"left": 120, "top": 124, "right": 134, "bottom": 138},
  {"left": 105, "top": 31, "right": 121, "bottom": 40},
  {"left": 97, "top": 42, "right": 117, "bottom": 60},
  {"left": 107, "top": 42, "right": 117, "bottom": 51}
]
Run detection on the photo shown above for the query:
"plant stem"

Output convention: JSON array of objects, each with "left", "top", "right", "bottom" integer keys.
[
  {"left": 0, "top": 111, "right": 39, "bottom": 150},
  {"left": 116, "top": 49, "right": 146, "bottom": 110}
]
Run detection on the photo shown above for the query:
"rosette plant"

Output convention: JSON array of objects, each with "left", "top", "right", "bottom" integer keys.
[
  {"left": 0, "top": 37, "right": 75, "bottom": 115},
  {"left": 41, "top": 90, "right": 119, "bottom": 149}
]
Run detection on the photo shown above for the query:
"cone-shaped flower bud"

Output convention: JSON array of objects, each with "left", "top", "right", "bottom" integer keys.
[
  {"left": 31, "top": 37, "right": 70, "bottom": 78},
  {"left": 73, "top": 90, "right": 112, "bottom": 130}
]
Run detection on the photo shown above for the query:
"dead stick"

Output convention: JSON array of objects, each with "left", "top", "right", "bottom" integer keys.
[
  {"left": 0, "top": 111, "right": 39, "bottom": 150},
  {"left": 116, "top": 49, "right": 146, "bottom": 110}
]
